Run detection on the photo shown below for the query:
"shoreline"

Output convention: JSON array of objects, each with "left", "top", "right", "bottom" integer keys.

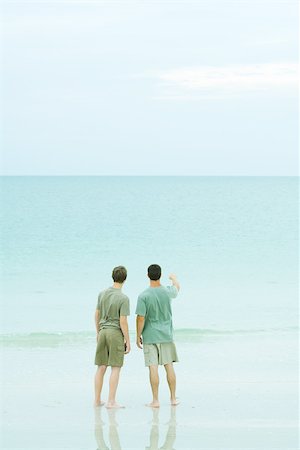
[{"left": 1, "top": 330, "right": 298, "bottom": 449}]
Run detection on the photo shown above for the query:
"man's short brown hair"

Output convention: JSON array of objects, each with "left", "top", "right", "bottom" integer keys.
[{"left": 112, "top": 266, "right": 127, "bottom": 283}]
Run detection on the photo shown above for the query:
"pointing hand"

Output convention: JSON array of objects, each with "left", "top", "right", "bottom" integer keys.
[{"left": 169, "top": 273, "right": 177, "bottom": 281}]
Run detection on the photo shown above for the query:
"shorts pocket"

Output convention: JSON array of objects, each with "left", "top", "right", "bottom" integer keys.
[{"left": 117, "top": 345, "right": 125, "bottom": 352}]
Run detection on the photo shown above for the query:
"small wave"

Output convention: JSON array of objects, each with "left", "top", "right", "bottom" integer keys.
[
  {"left": 175, "top": 326, "right": 298, "bottom": 336},
  {"left": 0, "top": 331, "right": 94, "bottom": 348},
  {"left": 174, "top": 326, "right": 298, "bottom": 342},
  {"left": 0, "top": 327, "right": 298, "bottom": 348}
]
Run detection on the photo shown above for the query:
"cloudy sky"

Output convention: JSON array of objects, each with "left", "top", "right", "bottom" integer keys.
[{"left": 1, "top": 0, "right": 298, "bottom": 175}]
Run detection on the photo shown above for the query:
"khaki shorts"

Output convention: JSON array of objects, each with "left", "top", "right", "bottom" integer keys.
[
  {"left": 95, "top": 328, "right": 125, "bottom": 367},
  {"left": 143, "top": 342, "right": 179, "bottom": 367}
]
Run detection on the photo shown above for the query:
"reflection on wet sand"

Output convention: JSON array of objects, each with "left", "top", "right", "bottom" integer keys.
[
  {"left": 146, "top": 407, "right": 177, "bottom": 450},
  {"left": 94, "top": 407, "right": 177, "bottom": 450},
  {"left": 95, "top": 408, "right": 121, "bottom": 450}
]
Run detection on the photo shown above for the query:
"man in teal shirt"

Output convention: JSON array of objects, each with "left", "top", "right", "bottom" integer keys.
[{"left": 136, "top": 264, "right": 180, "bottom": 407}]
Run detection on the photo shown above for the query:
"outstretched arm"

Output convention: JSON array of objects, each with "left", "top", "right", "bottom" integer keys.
[
  {"left": 136, "top": 315, "right": 145, "bottom": 349},
  {"left": 169, "top": 273, "right": 180, "bottom": 292}
]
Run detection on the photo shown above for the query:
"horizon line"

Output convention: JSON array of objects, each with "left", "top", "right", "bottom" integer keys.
[{"left": 0, "top": 174, "right": 299, "bottom": 178}]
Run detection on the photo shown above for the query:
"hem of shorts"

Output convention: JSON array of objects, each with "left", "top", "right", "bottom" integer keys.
[
  {"left": 143, "top": 340, "right": 174, "bottom": 345},
  {"left": 99, "top": 326, "right": 122, "bottom": 331},
  {"left": 95, "top": 361, "right": 124, "bottom": 367},
  {"left": 144, "top": 359, "right": 179, "bottom": 367}
]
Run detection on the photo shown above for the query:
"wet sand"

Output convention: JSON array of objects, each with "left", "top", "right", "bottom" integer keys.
[{"left": 1, "top": 330, "right": 298, "bottom": 449}]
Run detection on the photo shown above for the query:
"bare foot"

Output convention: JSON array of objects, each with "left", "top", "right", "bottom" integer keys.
[
  {"left": 170, "top": 398, "right": 180, "bottom": 406},
  {"left": 105, "top": 402, "right": 125, "bottom": 409},
  {"left": 94, "top": 400, "right": 105, "bottom": 407},
  {"left": 146, "top": 401, "right": 160, "bottom": 408}
]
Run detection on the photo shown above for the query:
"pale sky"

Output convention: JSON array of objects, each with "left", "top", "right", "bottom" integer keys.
[{"left": 1, "top": 0, "right": 298, "bottom": 175}]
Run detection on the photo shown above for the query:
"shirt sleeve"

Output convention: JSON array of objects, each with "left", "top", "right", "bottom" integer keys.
[
  {"left": 135, "top": 295, "right": 147, "bottom": 316},
  {"left": 120, "top": 296, "right": 130, "bottom": 316},
  {"left": 96, "top": 292, "right": 102, "bottom": 310},
  {"left": 166, "top": 285, "right": 178, "bottom": 299}
]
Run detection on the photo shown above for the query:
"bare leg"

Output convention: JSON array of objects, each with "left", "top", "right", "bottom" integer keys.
[
  {"left": 106, "top": 367, "right": 124, "bottom": 408},
  {"left": 94, "top": 365, "right": 107, "bottom": 407},
  {"left": 164, "top": 363, "right": 179, "bottom": 405},
  {"left": 146, "top": 365, "right": 160, "bottom": 407}
]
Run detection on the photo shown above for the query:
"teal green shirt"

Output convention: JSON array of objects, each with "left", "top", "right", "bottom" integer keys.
[{"left": 135, "top": 285, "right": 178, "bottom": 344}]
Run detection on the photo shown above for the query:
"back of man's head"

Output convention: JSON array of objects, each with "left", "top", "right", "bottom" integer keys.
[
  {"left": 112, "top": 266, "right": 127, "bottom": 283},
  {"left": 148, "top": 264, "right": 161, "bottom": 281}
]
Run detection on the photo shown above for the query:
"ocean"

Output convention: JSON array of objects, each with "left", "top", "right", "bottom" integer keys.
[
  {"left": 0, "top": 176, "right": 298, "bottom": 335},
  {"left": 0, "top": 176, "right": 298, "bottom": 449}
]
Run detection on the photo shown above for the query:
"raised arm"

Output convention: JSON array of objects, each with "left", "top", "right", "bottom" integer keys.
[
  {"left": 169, "top": 273, "right": 180, "bottom": 292},
  {"left": 120, "top": 316, "right": 131, "bottom": 354}
]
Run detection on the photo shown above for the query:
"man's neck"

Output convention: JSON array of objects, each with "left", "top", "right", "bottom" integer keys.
[
  {"left": 150, "top": 280, "right": 161, "bottom": 288},
  {"left": 112, "top": 282, "right": 123, "bottom": 289}
]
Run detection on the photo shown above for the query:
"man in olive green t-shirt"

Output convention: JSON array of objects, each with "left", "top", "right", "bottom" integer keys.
[
  {"left": 94, "top": 266, "right": 130, "bottom": 408},
  {"left": 136, "top": 264, "right": 180, "bottom": 408}
]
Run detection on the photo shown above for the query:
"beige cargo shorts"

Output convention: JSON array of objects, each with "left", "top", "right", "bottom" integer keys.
[{"left": 143, "top": 342, "right": 179, "bottom": 366}]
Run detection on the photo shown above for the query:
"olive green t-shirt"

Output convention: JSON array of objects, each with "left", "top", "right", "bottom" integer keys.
[
  {"left": 96, "top": 287, "right": 130, "bottom": 330},
  {"left": 135, "top": 285, "right": 178, "bottom": 344}
]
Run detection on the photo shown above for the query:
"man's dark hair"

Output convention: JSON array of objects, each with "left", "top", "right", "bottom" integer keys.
[
  {"left": 148, "top": 264, "right": 161, "bottom": 281},
  {"left": 112, "top": 266, "right": 127, "bottom": 283}
]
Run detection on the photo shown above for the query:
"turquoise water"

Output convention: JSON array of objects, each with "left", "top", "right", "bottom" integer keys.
[
  {"left": 0, "top": 176, "right": 298, "bottom": 334},
  {"left": 0, "top": 327, "right": 298, "bottom": 348},
  {"left": 1, "top": 176, "right": 298, "bottom": 449}
]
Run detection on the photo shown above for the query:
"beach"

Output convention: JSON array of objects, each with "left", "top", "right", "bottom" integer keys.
[
  {"left": 1, "top": 0, "right": 298, "bottom": 443},
  {"left": 1, "top": 328, "right": 298, "bottom": 449},
  {"left": 0, "top": 176, "right": 298, "bottom": 449}
]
